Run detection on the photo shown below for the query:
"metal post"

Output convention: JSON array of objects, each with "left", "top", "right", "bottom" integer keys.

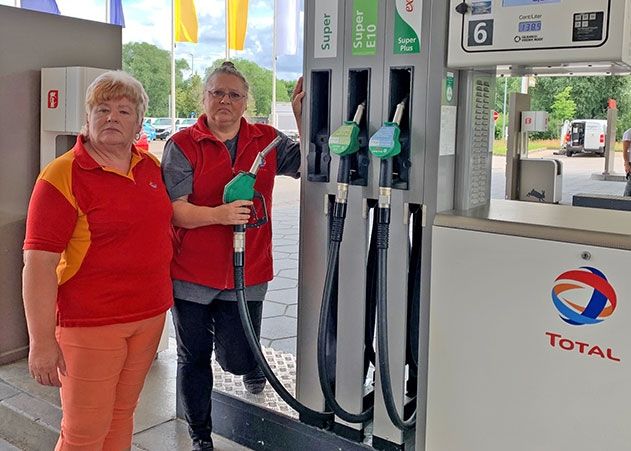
[
  {"left": 271, "top": 0, "right": 277, "bottom": 127},
  {"left": 171, "top": 0, "right": 177, "bottom": 131},
  {"left": 603, "top": 106, "right": 618, "bottom": 176},
  {"left": 502, "top": 76, "right": 508, "bottom": 141},
  {"left": 505, "top": 92, "right": 531, "bottom": 200},
  {"left": 520, "top": 76, "right": 529, "bottom": 94},
  {"left": 225, "top": 0, "right": 230, "bottom": 59}
]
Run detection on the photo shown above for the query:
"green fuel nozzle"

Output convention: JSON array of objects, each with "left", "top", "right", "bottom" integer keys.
[
  {"left": 328, "top": 102, "right": 366, "bottom": 157},
  {"left": 369, "top": 99, "right": 406, "bottom": 160},
  {"left": 223, "top": 136, "right": 282, "bottom": 229},
  {"left": 223, "top": 136, "right": 282, "bottom": 204}
]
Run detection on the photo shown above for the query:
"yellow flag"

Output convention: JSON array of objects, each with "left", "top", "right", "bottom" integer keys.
[
  {"left": 175, "top": 0, "right": 198, "bottom": 43},
  {"left": 228, "top": 0, "right": 249, "bottom": 50}
]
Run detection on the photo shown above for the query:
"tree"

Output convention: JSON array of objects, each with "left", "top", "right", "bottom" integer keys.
[
  {"left": 206, "top": 58, "right": 292, "bottom": 116},
  {"left": 122, "top": 42, "right": 188, "bottom": 117},
  {"left": 285, "top": 79, "right": 297, "bottom": 99},
  {"left": 176, "top": 74, "right": 203, "bottom": 118},
  {"left": 495, "top": 74, "right": 631, "bottom": 140},
  {"left": 549, "top": 86, "right": 576, "bottom": 138}
]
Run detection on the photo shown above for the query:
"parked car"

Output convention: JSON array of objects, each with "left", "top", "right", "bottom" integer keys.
[
  {"left": 153, "top": 117, "right": 180, "bottom": 140},
  {"left": 143, "top": 120, "right": 156, "bottom": 141},
  {"left": 176, "top": 117, "right": 197, "bottom": 132},
  {"left": 565, "top": 119, "right": 607, "bottom": 157}
]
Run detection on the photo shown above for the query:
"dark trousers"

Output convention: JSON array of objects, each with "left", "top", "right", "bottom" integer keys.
[{"left": 172, "top": 298, "right": 263, "bottom": 442}]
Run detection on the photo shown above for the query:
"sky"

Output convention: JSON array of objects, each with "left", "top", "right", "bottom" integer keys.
[{"left": 0, "top": 0, "right": 304, "bottom": 80}]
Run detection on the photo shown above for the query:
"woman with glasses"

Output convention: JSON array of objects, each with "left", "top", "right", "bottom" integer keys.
[{"left": 161, "top": 61, "right": 304, "bottom": 451}]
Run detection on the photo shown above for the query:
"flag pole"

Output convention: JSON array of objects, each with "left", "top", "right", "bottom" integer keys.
[
  {"left": 171, "top": 0, "right": 177, "bottom": 133},
  {"left": 271, "top": 0, "right": 277, "bottom": 128},
  {"left": 225, "top": 0, "right": 230, "bottom": 59},
  {"left": 105, "top": 0, "right": 110, "bottom": 22}
]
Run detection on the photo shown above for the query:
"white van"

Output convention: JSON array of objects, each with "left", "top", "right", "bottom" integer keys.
[{"left": 565, "top": 119, "right": 607, "bottom": 157}]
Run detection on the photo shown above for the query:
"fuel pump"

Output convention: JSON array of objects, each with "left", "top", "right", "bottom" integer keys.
[
  {"left": 316, "top": 103, "right": 375, "bottom": 424},
  {"left": 228, "top": 136, "right": 333, "bottom": 426},
  {"left": 368, "top": 100, "right": 417, "bottom": 431}
]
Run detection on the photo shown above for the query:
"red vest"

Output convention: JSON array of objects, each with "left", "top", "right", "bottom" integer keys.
[{"left": 170, "top": 116, "right": 278, "bottom": 289}]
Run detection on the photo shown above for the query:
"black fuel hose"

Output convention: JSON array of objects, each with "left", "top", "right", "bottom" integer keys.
[
  {"left": 316, "top": 155, "right": 374, "bottom": 423},
  {"left": 375, "top": 158, "right": 416, "bottom": 431},
  {"left": 233, "top": 223, "right": 334, "bottom": 425},
  {"left": 317, "top": 204, "right": 373, "bottom": 423}
]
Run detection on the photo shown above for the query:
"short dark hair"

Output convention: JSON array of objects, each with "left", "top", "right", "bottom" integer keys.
[{"left": 205, "top": 61, "right": 249, "bottom": 95}]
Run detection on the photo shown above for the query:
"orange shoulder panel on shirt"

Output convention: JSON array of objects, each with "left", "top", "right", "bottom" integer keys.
[
  {"left": 38, "top": 150, "right": 77, "bottom": 209},
  {"left": 35, "top": 151, "right": 91, "bottom": 285}
]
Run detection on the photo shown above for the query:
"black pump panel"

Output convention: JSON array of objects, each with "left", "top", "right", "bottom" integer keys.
[
  {"left": 307, "top": 70, "right": 332, "bottom": 183},
  {"left": 388, "top": 67, "right": 413, "bottom": 190},
  {"left": 346, "top": 69, "right": 371, "bottom": 187}
]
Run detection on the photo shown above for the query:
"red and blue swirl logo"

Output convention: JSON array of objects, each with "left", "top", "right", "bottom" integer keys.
[{"left": 552, "top": 267, "right": 617, "bottom": 326}]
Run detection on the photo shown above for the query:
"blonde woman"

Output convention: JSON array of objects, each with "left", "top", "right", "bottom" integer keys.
[{"left": 23, "top": 71, "right": 173, "bottom": 450}]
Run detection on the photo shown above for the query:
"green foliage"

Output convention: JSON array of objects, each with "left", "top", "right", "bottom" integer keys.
[
  {"left": 495, "top": 76, "right": 522, "bottom": 113},
  {"left": 549, "top": 86, "right": 576, "bottom": 138},
  {"left": 206, "top": 58, "right": 292, "bottom": 116},
  {"left": 122, "top": 42, "right": 188, "bottom": 117},
  {"left": 123, "top": 44, "right": 300, "bottom": 119},
  {"left": 176, "top": 74, "right": 203, "bottom": 118},
  {"left": 495, "top": 75, "right": 631, "bottom": 140}
]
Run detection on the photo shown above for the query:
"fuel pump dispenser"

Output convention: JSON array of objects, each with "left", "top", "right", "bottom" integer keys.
[
  {"left": 316, "top": 103, "right": 375, "bottom": 425},
  {"left": 369, "top": 100, "right": 417, "bottom": 432},
  {"left": 228, "top": 136, "right": 333, "bottom": 426},
  {"left": 423, "top": 2, "right": 631, "bottom": 451}
]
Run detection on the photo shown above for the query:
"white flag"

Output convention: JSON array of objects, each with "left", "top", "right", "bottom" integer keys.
[{"left": 275, "top": 0, "right": 301, "bottom": 56}]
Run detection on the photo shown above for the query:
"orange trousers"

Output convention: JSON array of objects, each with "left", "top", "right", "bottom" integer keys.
[{"left": 54, "top": 313, "right": 166, "bottom": 451}]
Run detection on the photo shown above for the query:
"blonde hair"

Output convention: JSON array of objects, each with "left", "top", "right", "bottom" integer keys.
[
  {"left": 205, "top": 61, "right": 249, "bottom": 95},
  {"left": 82, "top": 71, "right": 148, "bottom": 137}
]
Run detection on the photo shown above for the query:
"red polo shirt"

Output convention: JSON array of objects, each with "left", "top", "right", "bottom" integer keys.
[{"left": 24, "top": 136, "right": 174, "bottom": 327}]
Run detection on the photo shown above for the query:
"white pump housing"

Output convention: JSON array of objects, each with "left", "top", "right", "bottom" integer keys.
[{"left": 448, "top": 0, "right": 631, "bottom": 75}]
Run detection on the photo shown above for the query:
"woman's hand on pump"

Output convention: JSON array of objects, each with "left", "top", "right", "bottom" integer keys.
[
  {"left": 291, "top": 76, "right": 305, "bottom": 136},
  {"left": 214, "top": 200, "right": 253, "bottom": 225},
  {"left": 172, "top": 197, "right": 253, "bottom": 228}
]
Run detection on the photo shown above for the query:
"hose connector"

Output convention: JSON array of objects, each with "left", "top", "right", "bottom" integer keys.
[
  {"left": 378, "top": 187, "right": 392, "bottom": 209},
  {"left": 336, "top": 183, "right": 349, "bottom": 204},
  {"left": 233, "top": 230, "right": 245, "bottom": 253}
]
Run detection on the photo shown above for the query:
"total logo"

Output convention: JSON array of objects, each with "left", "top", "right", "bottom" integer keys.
[
  {"left": 546, "top": 266, "right": 620, "bottom": 363},
  {"left": 551, "top": 266, "right": 617, "bottom": 325}
]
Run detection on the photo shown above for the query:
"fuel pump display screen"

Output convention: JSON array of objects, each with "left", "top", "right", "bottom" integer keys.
[
  {"left": 518, "top": 21, "right": 541, "bottom": 33},
  {"left": 454, "top": 0, "right": 610, "bottom": 54}
]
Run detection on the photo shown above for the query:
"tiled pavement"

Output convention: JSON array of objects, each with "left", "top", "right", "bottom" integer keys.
[{"left": 263, "top": 197, "right": 301, "bottom": 355}]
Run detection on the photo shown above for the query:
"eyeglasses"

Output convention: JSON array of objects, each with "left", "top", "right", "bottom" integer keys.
[{"left": 208, "top": 89, "right": 246, "bottom": 101}]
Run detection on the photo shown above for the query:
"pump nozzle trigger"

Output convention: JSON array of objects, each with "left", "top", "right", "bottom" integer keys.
[{"left": 246, "top": 191, "right": 268, "bottom": 228}]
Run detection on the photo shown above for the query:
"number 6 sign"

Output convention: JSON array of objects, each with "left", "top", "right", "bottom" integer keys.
[{"left": 467, "top": 19, "right": 494, "bottom": 46}]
